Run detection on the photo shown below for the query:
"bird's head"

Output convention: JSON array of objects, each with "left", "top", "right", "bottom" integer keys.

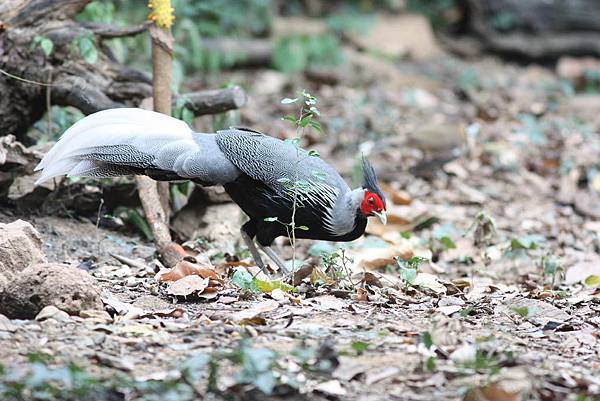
[{"left": 359, "top": 156, "right": 387, "bottom": 225}]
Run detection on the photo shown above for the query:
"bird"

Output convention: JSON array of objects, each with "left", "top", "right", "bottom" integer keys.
[{"left": 35, "top": 108, "right": 387, "bottom": 274}]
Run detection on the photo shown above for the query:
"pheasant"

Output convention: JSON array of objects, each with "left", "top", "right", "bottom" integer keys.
[{"left": 35, "top": 108, "right": 387, "bottom": 273}]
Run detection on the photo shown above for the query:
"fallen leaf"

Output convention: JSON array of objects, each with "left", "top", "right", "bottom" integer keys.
[
  {"left": 312, "top": 295, "right": 346, "bottom": 311},
  {"left": 314, "top": 379, "right": 347, "bottom": 396},
  {"left": 379, "top": 182, "right": 412, "bottom": 205},
  {"left": 156, "top": 259, "right": 221, "bottom": 283},
  {"left": 365, "top": 367, "right": 400, "bottom": 385},
  {"left": 414, "top": 273, "right": 446, "bottom": 294},
  {"left": 356, "top": 287, "right": 369, "bottom": 302},
  {"left": 232, "top": 299, "right": 279, "bottom": 323},
  {"left": 349, "top": 241, "right": 414, "bottom": 271},
  {"left": 464, "top": 383, "right": 519, "bottom": 401},
  {"left": 506, "top": 298, "right": 570, "bottom": 327},
  {"left": 167, "top": 275, "right": 210, "bottom": 297},
  {"left": 565, "top": 261, "right": 600, "bottom": 285}
]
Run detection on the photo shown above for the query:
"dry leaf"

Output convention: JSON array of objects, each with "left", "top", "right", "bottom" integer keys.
[
  {"left": 167, "top": 275, "right": 209, "bottom": 297},
  {"left": 379, "top": 182, "right": 412, "bottom": 205},
  {"left": 356, "top": 287, "right": 369, "bottom": 302},
  {"left": 232, "top": 299, "right": 279, "bottom": 323},
  {"left": 156, "top": 260, "right": 221, "bottom": 283},
  {"left": 348, "top": 241, "right": 414, "bottom": 271},
  {"left": 314, "top": 379, "right": 347, "bottom": 396},
  {"left": 464, "top": 383, "right": 519, "bottom": 401}
]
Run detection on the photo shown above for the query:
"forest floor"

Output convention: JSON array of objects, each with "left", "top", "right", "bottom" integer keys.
[{"left": 1, "top": 49, "right": 599, "bottom": 401}]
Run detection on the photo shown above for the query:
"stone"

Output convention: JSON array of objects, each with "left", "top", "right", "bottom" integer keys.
[
  {"left": 346, "top": 14, "right": 442, "bottom": 60},
  {"left": 35, "top": 305, "right": 71, "bottom": 323},
  {"left": 0, "top": 263, "right": 103, "bottom": 319},
  {"left": 0, "top": 220, "right": 47, "bottom": 285}
]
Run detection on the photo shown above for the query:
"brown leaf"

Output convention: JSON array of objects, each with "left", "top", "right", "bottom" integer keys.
[
  {"left": 156, "top": 260, "right": 221, "bottom": 283},
  {"left": 167, "top": 275, "right": 209, "bottom": 297},
  {"left": 463, "top": 383, "right": 519, "bottom": 401},
  {"left": 232, "top": 299, "right": 279, "bottom": 324},
  {"left": 356, "top": 287, "right": 369, "bottom": 302},
  {"left": 379, "top": 182, "right": 412, "bottom": 205}
]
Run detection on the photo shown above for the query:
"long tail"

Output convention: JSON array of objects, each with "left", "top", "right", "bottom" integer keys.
[{"left": 34, "top": 108, "right": 197, "bottom": 185}]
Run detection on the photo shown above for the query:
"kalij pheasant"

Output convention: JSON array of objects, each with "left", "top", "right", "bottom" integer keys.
[{"left": 35, "top": 108, "right": 387, "bottom": 273}]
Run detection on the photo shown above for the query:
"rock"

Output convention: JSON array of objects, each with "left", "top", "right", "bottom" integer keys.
[
  {"left": 346, "top": 14, "right": 442, "bottom": 60},
  {"left": 79, "top": 309, "right": 113, "bottom": 323},
  {"left": 0, "top": 314, "right": 17, "bottom": 332},
  {"left": 0, "top": 220, "right": 47, "bottom": 283},
  {"left": 406, "top": 124, "right": 467, "bottom": 154},
  {"left": 8, "top": 172, "right": 56, "bottom": 201},
  {"left": 35, "top": 305, "right": 71, "bottom": 323},
  {"left": 557, "top": 57, "right": 600, "bottom": 89},
  {"left": 0, "top": 263, "right": 103, "bottom": 319}
]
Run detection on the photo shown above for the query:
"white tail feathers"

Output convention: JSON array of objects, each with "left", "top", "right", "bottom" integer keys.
[{"left": 34, "top": 108, "right": 193, "bottom": 185}]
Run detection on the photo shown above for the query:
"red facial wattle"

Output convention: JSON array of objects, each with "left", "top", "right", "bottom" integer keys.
[{"left": 360, "top": 191, "right": 385, "bottom": 216}]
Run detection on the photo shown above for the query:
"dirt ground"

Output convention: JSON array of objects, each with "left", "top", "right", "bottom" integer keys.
[{"left": 1, "top": 51, "right": 599, "bottom": 401}]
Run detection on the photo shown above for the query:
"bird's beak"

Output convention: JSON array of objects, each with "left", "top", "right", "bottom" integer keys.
[{"left": 373, "top": 211, "right": 387, "bottom": 225}]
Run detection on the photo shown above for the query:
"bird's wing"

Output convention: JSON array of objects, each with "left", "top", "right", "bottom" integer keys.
[
  {"left": 35, "top": 108, "right": 240, "bottom": 185},
  {"left": 216, "top": 128, "right": 349, "bottom": 231}
]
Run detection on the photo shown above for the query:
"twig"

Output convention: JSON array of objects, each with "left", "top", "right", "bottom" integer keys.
[
  {"left": 109, "top": 253, "right": 150, "bottom": 271},
  {"left": 82, "top": 21, "right": 151, "bottom": 38},
  {"left": 0, "top": 67, "right": 55, "bottom": 87}
]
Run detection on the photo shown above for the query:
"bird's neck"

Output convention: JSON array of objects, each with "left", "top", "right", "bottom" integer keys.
[{"left": 327, "top": 188, "right": 365, "bottom": 236}]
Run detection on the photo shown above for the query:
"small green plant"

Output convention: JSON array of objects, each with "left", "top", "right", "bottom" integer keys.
[
  {"left": 30, "top": 35, "right": 54, "bottom": 57},
  {"left": 395, "top": 256, "right": 428, "bottom": 288},
  {"left": 264, "top": 90, "right": 323, "bottom": 273},
  {"left": 231, "top": 269, "right": 294, "bottom": 293},
  {"left": 69, "top": 34, "right": 98, "bottom": 64},
  {"left": 540, "top": 254, "right": 563, "bottom": 288},
  {"left": 419, "top": 331, "right": 437, "bottom": 371}
]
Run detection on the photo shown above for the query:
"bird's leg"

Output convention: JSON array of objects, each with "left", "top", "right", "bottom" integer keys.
[
  {"left": 258, "top": 244, "right": 289, "bottom": 274},
  {"left": 240, "top": 228, "right": 269, "bottom": 275}
]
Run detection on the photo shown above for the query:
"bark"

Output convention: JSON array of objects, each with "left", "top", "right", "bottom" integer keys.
[
  {"left": 448, "top": 0, "right": 600, "bottom": 59},
  {"left": 0, "top": 0, "right": 248, "bottom": 143}
]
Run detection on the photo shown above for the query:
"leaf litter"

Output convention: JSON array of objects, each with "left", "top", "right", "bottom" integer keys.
[{"left": 1, "top": 46, "right": 600, "bottom": 401}]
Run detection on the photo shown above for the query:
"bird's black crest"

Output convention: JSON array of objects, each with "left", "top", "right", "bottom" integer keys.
[{"left": 361, "top": 155, "right": 386, "bottom": 206}]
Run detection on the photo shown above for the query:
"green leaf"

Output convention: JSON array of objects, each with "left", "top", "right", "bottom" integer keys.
[
  {"left": 438, "top": 236, "right": 456, "bottom": 250},
  {"left": 264, "top": 217, "right": 278, "bottom": 222},
  {"left": 232, "top": 270, "right": 254, "bottom": 291},
  {"left": 584, "top": 275, "right": 600, "bottom": 288},
  {"left": 39, "top": 37, "right": 54, "bottom": 56},
  {"left": 252, "top": 279, "right": 294, "bottom": 293},
  {"left": 309, "top": 120, "right": 323, "bottom": 133},
  {"left": 421, "top": 331, "right": 434, "bottom": 349},
  {"left": 282, "top": 115, "right": 297, "bottom": 123},
  {"left": 308, "top": 150, "right": 320, "bottom": 157},
  {"left": 297, "top": 225, "right": 309, "bottom": 231},
  {"left": 510, "top": 235, "right": 544, "bottom": 250},
  {"left": 281, "top": 97, "right": 298, "bottom": 104},
  {"left": 78, "top": 35, "right": 98, "bottom": 64},
  {"left": 512, "top": 306, "right": 536, "bottom": 318},
  {"left": 397, "top": 256, "right": 428, "bottom": 270},
  {"left": 426, "top": 356, "right": 436, "bottom": 371},
  {"left": 351, "top": 341, "right": 369, "bottom": 355},
  {"left": 299, "top": 114, "right": 312, "bottom": 128},
  {"left": 399, "top": 266, "right": 417, "bottom": 285}
]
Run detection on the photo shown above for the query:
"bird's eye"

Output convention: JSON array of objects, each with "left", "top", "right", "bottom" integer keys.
[{"left": 368, "top": 197, "right": 375, "bottom": 205}]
